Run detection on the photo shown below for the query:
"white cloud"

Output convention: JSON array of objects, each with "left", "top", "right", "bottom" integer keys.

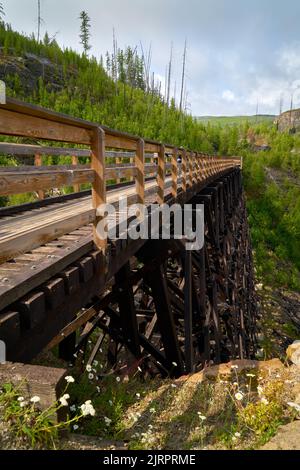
[
  {"left": 277, "top": 43, "right": 300, "bottom": 76},
  {"left": 222, "top": 90, "right": 236, "bottom": 102}
]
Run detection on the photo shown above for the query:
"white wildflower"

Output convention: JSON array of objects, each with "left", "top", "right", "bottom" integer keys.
[
  {"left": 88, "top": 373, "right": 94, "bottom": 380},
  {"left": 231, "top": 365, "right": 239, "bottom": 370},
  {"left": 20, "top": 401, "right": 28, "bottom": 408},
  {"left": 65, "top": 376, "right": 75, "bottom": 383},
  {"left": 30, "top": 396, "right": 40, "bottom": 403},
  {"left": 70, "top": 405, "right": 76, "bottom": 412},
  {"left": 172, "top": 362, "right": 177, "bottom": 367},
  {"left": 261, "top": 397, "right": 269, "bottom": 405},
  {"left": 80, "top": 400, "right": 96, "bottom": 417},
  {"left": 234, "top": 432, "right": 241, "bottom": 438},
  {"left": 17, "top": 396, "right": 25, "bottom": 402},
  {"left": 246, "top": 374, "right": 255, "bottom": 378},
  {"left": 197, "top": 412, "right": 207, "bottom": 421},
  {"left": 116, "top": 376, "right": 121, "bottom": 382},
  {"left": 257, "top": 385, "right": 263, "bottom": 396},
  {"left": 234, "top": 392, "right": 244, "bottom": 401},
  {"left": 171, "top": 383, "right": 177, "bottom": 388},
  {"left": 104, "top": 416, "right": 112, "bottom": 426},
  {"left": 136, "top": 393, "right": 141, "bottom": 399},
  {"left": 86, "top": 364, "right": 92, "bottom": 372},
  {"left": 59, "top": 394, "right": 70, "bottom": 407},
  {"left": 150, "top": 408, "right": 156, "bottom": 414},
  {"left": 73, "top": 424, "right": 79, "bottom": 431},
  {"left": 93, "top": 360, "right": 98, "bottom": 367},
  {"left": 96, "top": 386, "right": 100, "bottom": 393}
]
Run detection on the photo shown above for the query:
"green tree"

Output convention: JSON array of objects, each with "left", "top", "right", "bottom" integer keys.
[{"left": 79, "top": 11, "right": 91, "bottom": 56}]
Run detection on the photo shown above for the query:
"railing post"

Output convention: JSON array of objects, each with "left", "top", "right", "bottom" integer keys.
[
  {"left": 72, "top": 155, "right": 80, "bottom": 193},
  {"left": 182, "top": 149, "right": 187, "bottom": 193},
  {"left": 136, "top": 139, "right": 145, "bottom": 205},
  {"left": 196, "top": 152, "right": 201, "bottom": 183},
  {"left": 212, "top": 156, "right": 216, "bottom": 175},
  {"left": 201, "top": 154, "right": 206, "bottom": 181},
  {"left": 171, "top": 147, "right": 178, "bottom": 199},
  {"left": 189, "top": 151, "right": 193, "bottom": 188},
  {"left": 116, "top": 155, "right": 121, "bottom": 184},
  {"left": 209, "top": 155, "right": 213, "bottom": 176},
  {"left": 130, "top": 156, "right": 134, "bottom": 182},
  {"left": 193, "top": 152, "right": 197, "bottom": 186},
  {"left": 157, "top": 144, "right": 165, "bottom": 205},
  {"left": 91, "top": 127, "right": 107, "bottom": 254},
  {"left": 34, "top": 153, "right": 45, "bottom": 200}
]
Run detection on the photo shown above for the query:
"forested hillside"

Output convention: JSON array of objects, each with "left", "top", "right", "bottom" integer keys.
[{"left": 0, "top": 22, "right": 217, "bottom": 152}]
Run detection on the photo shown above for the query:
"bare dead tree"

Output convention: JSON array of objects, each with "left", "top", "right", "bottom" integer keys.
[
  {"left": 164, "top": 64, "right": 168, "bottom": 103},
  {"left": 0, "top": 2, "right": 5, "bottom": 22},
  {"left": 279, "top": 93, "right": 284, "bottom": 115},
  {"left": 166, "top": 42, "right": 173, "bottom": 106},
  {"left": 37, "top": 0, "right": 44, "bottom": 42},
  {"left": 112, "top": 28, "right": 118, "bottom": 94},
  {"left": 140, "top": 42, "right": 152, "bottom": 92},
  {"left": 173, "top": 80, "right": 177, "bottom": 107},
  {"left": 179, "top": 39, "right": 187, "bottom": 112}
]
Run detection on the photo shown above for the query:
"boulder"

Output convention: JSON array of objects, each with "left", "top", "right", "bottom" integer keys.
[{"left": 286, "top": 341, "right": 300, "bottom": 366}]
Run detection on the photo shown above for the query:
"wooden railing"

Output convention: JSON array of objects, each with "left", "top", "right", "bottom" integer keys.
[{"left": 0, "top": 98, "right": 241, "bottom": 253}]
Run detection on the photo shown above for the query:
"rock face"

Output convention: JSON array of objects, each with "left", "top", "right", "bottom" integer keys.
[
  {"left": 178, "top": 358, "right": 285, "bottom": 384},
  {"left": 0, "top": 50, "right": 74, "bottom": 95},
  {"left": 276, "top": 108, "right": 300, "bottom": 132},
  {"left": 261, "top": 420, "right": 300, "bottom": 450},
  {"left": 287, "top": 341, "right": 300, "bottom": 366}
]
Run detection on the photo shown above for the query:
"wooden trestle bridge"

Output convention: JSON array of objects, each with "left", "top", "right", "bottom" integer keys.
[{"left": 0, "top": 98, "right": 257, "bottom": 378}]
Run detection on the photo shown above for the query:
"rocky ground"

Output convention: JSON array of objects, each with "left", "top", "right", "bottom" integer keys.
[{"left": 56, "top": 354, "right": 300, "bottom": 451}]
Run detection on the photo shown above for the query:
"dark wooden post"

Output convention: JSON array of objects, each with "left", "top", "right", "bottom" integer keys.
[
  {"left": 72, "top": 155, "right": 80, "bottom": 193},
  {"left": 184, "top": 250, "right": 194, "bottom": 373},
  {"left": 182, "top": 149, "right": 187, "bottom": 194},
  {"left": 34, "top": 153, "right": 44, "bottom": 200}
]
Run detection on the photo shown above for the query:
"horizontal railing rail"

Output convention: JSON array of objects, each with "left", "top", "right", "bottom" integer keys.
[{"left": 0, "top": 97, "right": 241, "bottom": 253}]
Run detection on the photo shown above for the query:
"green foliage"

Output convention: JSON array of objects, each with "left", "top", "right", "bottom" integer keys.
[
  {"left": 197, "top": 115, "right": 275, "bottom": 126},
  {"left": 243, "top": 144, "right": 300, "bottom": 290},
  {"left": 0, "top": 381, "right": 92, "bottom": 449}
]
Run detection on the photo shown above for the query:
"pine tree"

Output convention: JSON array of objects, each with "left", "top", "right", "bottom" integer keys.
[{"left": 79, "top": 11, "right": 91, "bottom": 56}]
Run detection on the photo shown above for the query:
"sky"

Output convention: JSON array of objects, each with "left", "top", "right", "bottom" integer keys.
[{"left": 2, "top": 0, "right": 300, "bottom": 116}]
